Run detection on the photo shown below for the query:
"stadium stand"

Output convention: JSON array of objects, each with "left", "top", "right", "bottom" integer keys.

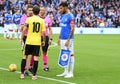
[{"left": 0, "top": 0, "right": 120, "bottom": 27}]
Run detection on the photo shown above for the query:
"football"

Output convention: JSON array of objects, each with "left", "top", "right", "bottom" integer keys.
[{"left": 9, "top": 64, "right": 17, "bottom": 72}]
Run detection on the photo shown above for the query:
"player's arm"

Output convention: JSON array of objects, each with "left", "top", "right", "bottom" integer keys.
[
  {"left": 68, "top": 20, "right": 75, "bottom": 41},
  {"left": 20, "top": 16, "right": 25, "bottom": 32},
  {"left": 65, "top": 17, "right": 75, "bottom": 47},
  {"left": 49, "top": 26, "right": 52, "bottom": 39},
  {"left": 9, "top": 15, "right": 12, "bottom": 23},
  {"left": 48, "top": 26, "right": 52, "bottom": 45},
  {"left": 57, "top": 31, "right": 61, "bottom": 46},
  {"left": 48, "top": 20, "right": 53, "bottom": 45},
  {"left": 20, "top": 24, "right": 27, "bottom": 45},
  {"left": 22, "top": 25, "right": 27, "bottom": 38},
  {"left": 41, "top": 19, "right": 46, "bottom": 46},
  {"left": 12, "top": 15, "right": 14, "bottom": 22},
  {"left": 21, "top": 18, "right": 29, "bottom": 40},
  {"left": 4, "top": 15, "right": 8, "bottom": 22},
  {"left": 20, "top": 24, "right": 24, "bottom": 32}
]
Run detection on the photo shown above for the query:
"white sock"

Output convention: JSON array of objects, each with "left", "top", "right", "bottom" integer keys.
[
  {"left": 14, "top": 32, "right": 18, "bottom": 39},
  {"left": 64, "top": 67, "right": 68, "bottom": 74},
  {"left": 4, "top": 32, "right": 7, "bottom": 39},
  {"left": 70, "top": 56, "right": 74, "bottom": 74},
  {"left": 9, "top": 31, "right": 13, "bottom": 39}
]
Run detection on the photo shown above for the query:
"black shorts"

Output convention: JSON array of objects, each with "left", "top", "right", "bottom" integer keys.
[
  {"left": 24, "top": 44, "right": 40, "bottom": 56},
  {"left": 42, "top": 36, "right": 49, "bottom": 52}
]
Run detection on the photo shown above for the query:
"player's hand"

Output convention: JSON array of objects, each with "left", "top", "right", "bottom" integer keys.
[
  {"left": 65, "top": 39, "right": 70, "bottom": 47},
  {"left": 42, "top": 41, "right": 45, "bottom": 46},
  {"left": 49, "top": 39, "right": 52, "bottom": 45},
  {"left": 57, "top": 39, "right": 60, "bottom": 46}
]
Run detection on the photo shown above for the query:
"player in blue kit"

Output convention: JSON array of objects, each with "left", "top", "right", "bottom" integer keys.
[
  {"left": 56, "top": 1, "right": 75, "bottom": 78},
  {"left": 12, "top": 9, "right": 22, "bottom": 39},
  {"left": 4, "top": 10, "right": 13, "bottom": 40}
]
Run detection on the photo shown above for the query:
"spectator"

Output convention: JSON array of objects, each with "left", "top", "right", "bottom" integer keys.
[{"left": 0, "top": 0, "right": 120, "bottom": 27}]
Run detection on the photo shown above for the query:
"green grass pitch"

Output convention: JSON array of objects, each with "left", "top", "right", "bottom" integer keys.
[{"left": 0, "top": 34, "right": 120, "bottom": 84}]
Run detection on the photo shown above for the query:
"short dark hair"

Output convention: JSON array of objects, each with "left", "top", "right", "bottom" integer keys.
[
  {"left": 22, "top": 9, "right": 26, "bottom": 14},
  {"left": 33, "top": 6, "right": 40, "bottom": 15},
  {"left": 27, "top": 4, "right": 33, "bottom": 9},
  {"left": 59, "top": 1, "right": 68, "bottom": 7}
]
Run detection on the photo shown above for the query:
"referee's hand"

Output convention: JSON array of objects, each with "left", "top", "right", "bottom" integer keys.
[
  {"left": 42, "top": 41, "right": 45, "bottom": 46},
  {"left": 49, "top": 39, "right": 52, "bottom": 45}
]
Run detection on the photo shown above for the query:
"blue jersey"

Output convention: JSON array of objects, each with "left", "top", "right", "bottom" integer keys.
[
  {"left": 12, "top": 14, "right": 22, "bottom": 24},
  {"left": 60, "top": 13, "right": 75, "bottom": 40},
  {"left": 4, "top": 13, "right": 12, "bottom": 24}
]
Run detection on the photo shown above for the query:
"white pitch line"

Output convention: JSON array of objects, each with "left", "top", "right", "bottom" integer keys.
[
  {"left": 0, "top": 42, "right": 75, "bottom": 84},
  {"left": 0, "top": 67, "right": 76, "bottom": 84}
]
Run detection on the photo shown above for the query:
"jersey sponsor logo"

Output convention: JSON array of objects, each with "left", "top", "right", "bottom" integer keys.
[{"left": 60, "top": 23, "right": 67, "bottom": 27}]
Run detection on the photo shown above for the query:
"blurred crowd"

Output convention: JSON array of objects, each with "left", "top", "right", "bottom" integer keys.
[{"left": 0, "top": 0, "right": 120, "bottom": 28}]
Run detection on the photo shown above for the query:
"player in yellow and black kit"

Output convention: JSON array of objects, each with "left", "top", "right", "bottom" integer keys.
[{"left": 20, "top": 6, "right": 46, "bottom": 80}]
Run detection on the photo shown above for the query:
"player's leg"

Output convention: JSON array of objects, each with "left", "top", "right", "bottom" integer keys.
[
  {"left": 14, "top": 24, "right": 18, "bottom": 39},
  {"left": 24, "top": 59, "right": 29, "bottom": 76},
  {"left": 42, "top": 36, "right": 49, "bottom": 71},
  {"left": 19, "top": 25, "right": 22, "bottom": 40},
  {"left": 9, "top": 24, "right": 13, "bottom": 40},
  {"left": 64, "top": 39, "right": 74, "bottom": 78},
  {"left": 4, "top": 24, "right": 8, "bottom": 39},
  {"left": 29, "top": 56, "right": 34, "bottom": 68},
  {"left": 31, "top": 45, "right": 40, "bottom": 80},
  {"left": 22, "top": 36, "right": 26, "bottom": 50},
  {"left": 20, "top": 54, "right": 28, "bottom": 79},
  {"left": 20, "top": 44, "right": 33, "bottom": 79},
  {"left": 32, "top": 56, "right": 39, "bottom": 80},
  {"left": 22, "top": 36, "right": 29, "bottom": 76},
  {"left": 20, "top": 44, "right": 29, "bottom": 79},
  {"left": 56, "top": 40, "right": 68, "bottom": 77},
  {"left": 56, "top": 67, "right": 68, "bottom": 77},
  {"left": 28, "top": 55, "right": 34, "bottom": 74}
]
